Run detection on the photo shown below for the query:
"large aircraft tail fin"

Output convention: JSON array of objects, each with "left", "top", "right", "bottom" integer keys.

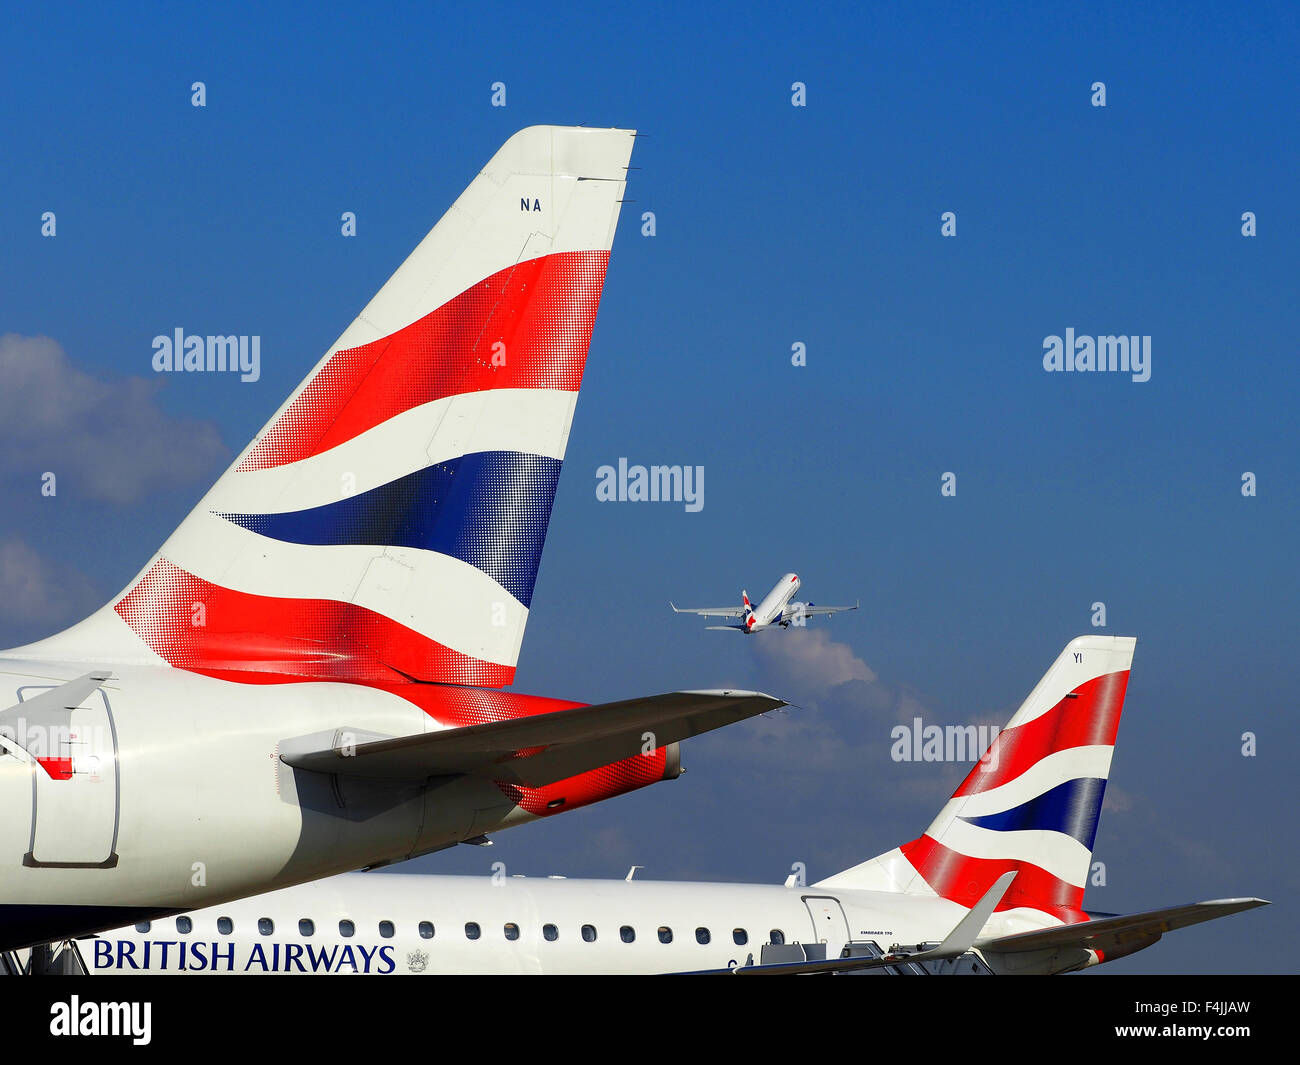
[
  {"left": 14, "top": 127, "right": 636, "bottom": 686},
  {"left": 815, "top": 636, "right": 1134, "bottom": 924}
]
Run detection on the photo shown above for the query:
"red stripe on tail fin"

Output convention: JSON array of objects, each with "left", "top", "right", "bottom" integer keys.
[
  {"left": 954, "top": 670, "right": 1129, "bottom": 797},
  {"left": 239, "top": 250, "right": 609, "bottom": 471},
  {"left": 114, "top": 558, "right": 513, "bottom": 686},
  {"left": 900, "top": 835, "right": 1088, "bottom": 922}
]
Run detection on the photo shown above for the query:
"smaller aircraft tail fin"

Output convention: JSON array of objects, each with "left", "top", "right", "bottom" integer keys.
[{"left": 815, "top": 636, "right": 1135, "bottom": 924}]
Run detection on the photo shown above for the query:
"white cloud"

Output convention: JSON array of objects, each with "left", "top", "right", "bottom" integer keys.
[
  {"left": 1102, "top": 784, "right": 1135, "bottom": 815},
  {"left": 693, "top": 633, "right": 927, "bottom": 807},
  {"left": 752, "top": 627, "right": 878, "bottom": 696},
  {"left": 0, "top": 334, "right": 228, "bottom": 504}
]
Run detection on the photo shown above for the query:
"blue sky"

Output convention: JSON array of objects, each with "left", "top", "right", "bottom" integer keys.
[{"left": 1, "top": 1, "right": 1296, "bottom": 973}]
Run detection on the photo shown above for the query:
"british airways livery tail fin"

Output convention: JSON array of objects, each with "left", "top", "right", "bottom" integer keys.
[
  {"left": 815, "top": 635, "right": 1135, "bottom": 924},
  {"left": 16, "top": 126, "right": 636, "bottom": 686}
]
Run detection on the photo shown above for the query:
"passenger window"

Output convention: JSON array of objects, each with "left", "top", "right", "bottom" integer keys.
[
  {"left": 769, "top": 929, "right": 784, "bottom": 946},
  {"left": 582, "top": 924, "right": 597, "bottom": 943},
  {"left": 339, "top": 920, "right": 355, "bottom": 938},
  {"left": 418, "top": 921, "right": 435, "bottom": 940},
  {"left": 379, "top": 921, "right": 395, "bottom": 938},
  {"left": 134, "top": 921, "right": 151, "bottom": 933},
  {"left": 732, "top": 928, "right": 747, "bottom": 946},
  {"left": 695, "top": 927, "right": 710, "bottom": 945},
  {"left": 620, "top": 925, "right": 635, "bottom": 943},
  {"left": 657, "top": 926, "right": 673, "bottom": 944},
  {"left": 217, "top": 917, "right": 233, "bottom": 935},
  {"left": 175, "top": 917, "right": 192, "bottom": 935},
  {"left": 299, "top": 919, "right": 314, "bottom": 937},
  {"left": 258, "top": 918, "right": 274, "bottom": 936},
  {"left": 543, "top": 924, "right": 559, "bottom": 942},
  {"left": 465, "top": 922, "right": 481, "bottom": 940},
  {"left": 504, "top": 922, "right": 520, "bottom": 941}
]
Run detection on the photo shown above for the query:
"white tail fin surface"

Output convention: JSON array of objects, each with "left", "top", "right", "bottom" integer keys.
[
  {"left": 16, "top": 127, "right": 636, "bottom": 686},
  {"left": 816, "top": 636, "right": 1135, "bottom": 923}
]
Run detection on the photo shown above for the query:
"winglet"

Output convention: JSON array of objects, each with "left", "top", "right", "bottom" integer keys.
[{"left": 933, "top": 871, "right": 1016, "bottom": 956}]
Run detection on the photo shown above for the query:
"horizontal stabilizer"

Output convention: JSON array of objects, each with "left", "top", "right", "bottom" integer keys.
[
  {"left": 280, "top": 690, "right": 784, "bottom": 787},
  {"left": 978, "top": 897, "right": 1270, "bottom": 955},
  {"left": 671, "top": 603, "right": 745, "bottom": 618},
  {"left": 0, "top": 671, "right": 112, "bottom": 762}
]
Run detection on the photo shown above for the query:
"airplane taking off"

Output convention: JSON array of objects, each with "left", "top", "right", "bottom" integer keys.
[
  {"left": 672, "top": 573, "right": 857, "bottom": 632},
  {"left": 45, "top": 635, "right": 1266, "bottom": 976},
  {"left": 0, "top": 126, "right": 786, "bottom": 953}
]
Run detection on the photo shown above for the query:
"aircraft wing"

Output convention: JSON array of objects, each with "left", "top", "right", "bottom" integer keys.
[
  {"left": 976, "top": 898, "right": 1270, "bottom": 957},
  {"left": 670, "top": 603, "right": 745, "bottom": 617},
  {"left": 280, "top": 690, "right": 785, "bottom": 788},
  {"left": 792, "top": 601, "right": 859, "bottom": 618}
]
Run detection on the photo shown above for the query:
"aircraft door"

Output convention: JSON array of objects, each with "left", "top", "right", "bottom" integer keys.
[
  {"left": 802, "top": 895, "right": 851, "bottom": 954},
  {"left": 17, "top": 686, "right": 120, "bottom": 868},
  {"left": 0, "top": 729, "right": 34, "bottom": 866}
]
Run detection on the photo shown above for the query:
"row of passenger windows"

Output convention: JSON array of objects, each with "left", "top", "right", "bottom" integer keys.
[{"left": 139, "top": 917, "right": 786, "bottom": 947}]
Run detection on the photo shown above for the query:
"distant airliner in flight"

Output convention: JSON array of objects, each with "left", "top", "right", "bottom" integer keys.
[
  {"left": 32, "top": 635, "right": 1264, "bottom": 977},
  {"left": 0, "top": 126, "right": 785, "bottom": 954},
  {"left": 672, "top": 573, "right": 857, "bottom": 632}
]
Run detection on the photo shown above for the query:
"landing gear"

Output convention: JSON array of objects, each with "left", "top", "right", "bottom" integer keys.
[{"left": 0, "top": 941, "right": 88, "bottom": 975}]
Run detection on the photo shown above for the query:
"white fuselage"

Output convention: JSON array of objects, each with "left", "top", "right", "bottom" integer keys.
[
  {"left": 77, "top": 870, "right": 1079, "bottom": 975},
  {"left": 745, "top": 574, "right": 801, "bottom": 632},
  {"left": 0, "top": 658, "right": 594, "bottom": 951}
]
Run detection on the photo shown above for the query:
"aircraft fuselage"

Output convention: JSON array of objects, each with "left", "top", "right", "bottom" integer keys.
[{"left": 0, "top": 659, "right": 669, "bottom": 951}]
